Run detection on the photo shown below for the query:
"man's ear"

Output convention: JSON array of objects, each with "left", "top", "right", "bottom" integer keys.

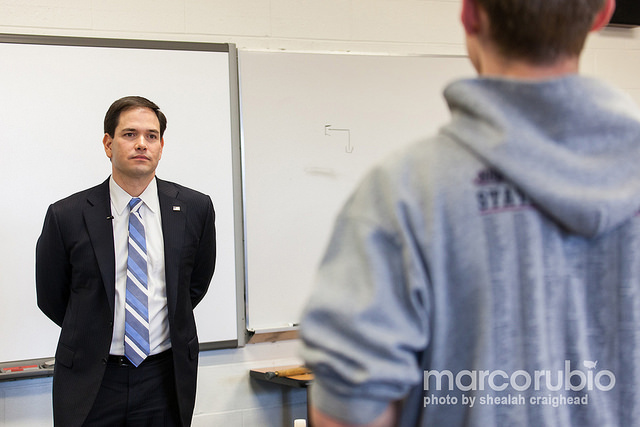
[
  {"left": 103, "top": 133, "right": 113, "bottom": 159},
  {"left": 461, "top": 0, "right": 481, "bottom": 34},
  {"left": 591, "top": 0, "right": 616, "bottom": 32}
]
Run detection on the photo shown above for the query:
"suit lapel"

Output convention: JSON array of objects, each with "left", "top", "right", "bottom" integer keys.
[
  {"left": 157, "top": 178, "right": 186, "bottom": 318},
  {"left": 84, "top": 179, "right": 116, "bottom": 314}
]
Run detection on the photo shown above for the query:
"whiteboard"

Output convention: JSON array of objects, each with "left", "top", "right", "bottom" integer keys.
[
  {"left": 239, "top": 51, "right": 475, "bottom": 331},
  {"left": 0, "top": 36, "right": 244, "bottom": 363}
]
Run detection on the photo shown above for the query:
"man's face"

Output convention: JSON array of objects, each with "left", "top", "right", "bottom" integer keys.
[{"left": 103, "top": 107, "right": 164, "bottom": 184}]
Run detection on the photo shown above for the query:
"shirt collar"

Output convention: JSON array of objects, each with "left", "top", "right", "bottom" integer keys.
[{"left": 109, "top": 176, "right": 160, "bottom": 215}]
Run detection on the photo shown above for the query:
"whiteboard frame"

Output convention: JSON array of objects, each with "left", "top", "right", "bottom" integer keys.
[{"left": 0, "top": 34, "right": 246, "bottom": 377}]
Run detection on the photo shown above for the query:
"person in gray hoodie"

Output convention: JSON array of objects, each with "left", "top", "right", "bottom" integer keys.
[{"left": 299, "top": 0, "right": 639, "bottom": 426}]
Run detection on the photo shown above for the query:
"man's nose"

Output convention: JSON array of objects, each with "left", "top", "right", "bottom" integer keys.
[{"left": 134, "top": 136, "right": 147, "bottom": 149}]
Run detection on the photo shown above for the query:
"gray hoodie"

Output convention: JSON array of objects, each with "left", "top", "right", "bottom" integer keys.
[{"left": 300, "top": 75, "right": 640, "bottom": 426}]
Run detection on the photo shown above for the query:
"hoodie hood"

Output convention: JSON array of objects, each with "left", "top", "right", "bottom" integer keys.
[{"left": 441, "top": 76, "right": 640, "bottom": 237}]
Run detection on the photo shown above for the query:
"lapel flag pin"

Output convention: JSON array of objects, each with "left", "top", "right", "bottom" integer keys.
[{"left": 173, "top": 206, "right": 181, "bottom": 211}]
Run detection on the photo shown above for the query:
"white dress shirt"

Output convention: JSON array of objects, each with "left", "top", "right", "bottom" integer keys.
[{"left": 109, "top": 176, "right": 171, "bottom": 356}]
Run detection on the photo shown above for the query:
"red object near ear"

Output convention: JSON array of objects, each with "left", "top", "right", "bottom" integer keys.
[
  {"left": 461, "top": 0, "right": 481, "bottom": 34},
  {"left": 592, "top": 0, "right": 616, "bottom": 31}
]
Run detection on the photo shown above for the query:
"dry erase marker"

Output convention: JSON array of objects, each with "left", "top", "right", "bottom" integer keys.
[
  {"left": 2, "top": 364, "right": 39, "bottom": 373},
  {"left": 41, "top": 359, "right": 56, "bottom": 369}
]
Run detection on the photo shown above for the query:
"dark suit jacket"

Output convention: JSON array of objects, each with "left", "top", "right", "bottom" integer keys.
[{"left": 36, "top": 177, "right": 216, "bottom": 427}]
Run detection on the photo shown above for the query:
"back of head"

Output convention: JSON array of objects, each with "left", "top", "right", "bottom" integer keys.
[{"left": 477, "top": 0, "right": 606, "bottom": 64}]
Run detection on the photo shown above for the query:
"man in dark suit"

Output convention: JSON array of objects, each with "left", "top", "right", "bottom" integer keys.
[{"left": 36, "top": 96, "right": 216, "bottom": 426}]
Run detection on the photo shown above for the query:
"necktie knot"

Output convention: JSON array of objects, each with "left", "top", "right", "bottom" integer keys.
[{"left": 128, "top": 197, "right": 143, "bottom": 213}]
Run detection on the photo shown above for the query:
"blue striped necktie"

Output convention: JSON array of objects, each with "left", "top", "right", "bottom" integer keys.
[{"left": 125, "top": 197, "right": 150, "bottom": 367}]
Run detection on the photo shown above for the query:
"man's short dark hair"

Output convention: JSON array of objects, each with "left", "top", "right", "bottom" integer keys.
[
  {"left": 476, "top": 0, "right": 606, "bottom": 64},
  {"left": 104, "top": 96, "right": 167, "bottom": 138}
]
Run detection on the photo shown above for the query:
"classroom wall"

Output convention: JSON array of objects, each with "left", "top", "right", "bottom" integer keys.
[{"left": 2, "top": 1, "right": 640, "bottom": 426}]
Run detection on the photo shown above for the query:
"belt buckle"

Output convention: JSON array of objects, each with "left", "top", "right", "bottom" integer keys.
[
  {"left": 108, "top": 355, "right": 131, "bottom": 367},
  {"left": 117, "top": 356, "right": 130, "bottom": 367}
]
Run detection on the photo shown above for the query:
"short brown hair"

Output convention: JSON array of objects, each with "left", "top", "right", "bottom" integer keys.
[
  {"left": 104, "top": 96, "right": 167, "bottom": 138},
  {"left": 476, "top": 0, "right": 606, "bottom": 64}
]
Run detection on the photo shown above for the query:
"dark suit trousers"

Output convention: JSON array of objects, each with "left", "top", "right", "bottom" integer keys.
[{"left": 82, "top": 350, "right": 181, "bottom": 427}]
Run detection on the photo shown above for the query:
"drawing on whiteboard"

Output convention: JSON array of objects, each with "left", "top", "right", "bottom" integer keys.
[{"left": 325, "top": 124, "right": 354, "bottom": 153}]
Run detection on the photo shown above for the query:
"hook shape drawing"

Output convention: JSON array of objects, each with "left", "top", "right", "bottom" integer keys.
[{"left": 325, "top": 125, "right": 354, "bottom": 153}]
